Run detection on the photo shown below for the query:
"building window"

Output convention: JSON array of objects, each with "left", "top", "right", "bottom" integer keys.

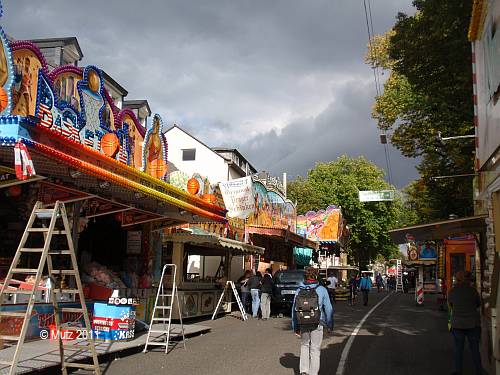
[{"left": 182, "top": 148, "right": 196, "bottom": 161}]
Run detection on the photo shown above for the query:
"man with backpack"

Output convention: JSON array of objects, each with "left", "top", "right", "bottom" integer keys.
[
  {"left": 292, "top": 267, "right": 333, "bottom": 375},
  {"left": 360, "top": 272, "right": 372, "bottom": 306}
]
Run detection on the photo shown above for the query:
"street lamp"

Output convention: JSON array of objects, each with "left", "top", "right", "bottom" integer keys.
[
  {"left": 430, "top": 173, "right": 478, "bottom": 181},
  {"left": 436, "top": 131, "right": 475, "bottom": 143}
]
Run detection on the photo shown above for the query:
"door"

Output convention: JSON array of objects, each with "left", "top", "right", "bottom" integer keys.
[{"left": 450, "top": 253, "right": 466, "bottom": 286}]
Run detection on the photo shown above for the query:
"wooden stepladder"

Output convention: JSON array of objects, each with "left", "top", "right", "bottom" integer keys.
[
  {"left": 143, "top": 264, "right": 185, "bottom": 353},
  {"left": 211, "top": 281, "right": 247, "bottom": 321},
  {"left": 0, "top": 201, "right": 100, "bottom": 375}
]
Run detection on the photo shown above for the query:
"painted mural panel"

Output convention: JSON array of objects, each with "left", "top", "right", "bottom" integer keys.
[
  {"left": 35, "top": 67, "right": 131, "bottom": 165},
  {"left": 0, "top": 26, "right": 13, "bottom": 116},
  {"left": 247, "top": 180, "right": 296, "bottom": 231},
  {"left": 122, "top": 113, "right": 143, "bottom": 169},
  {"left": 54, "top": 72, "right": 81, "bottom": 112},
  {"left": 142, "top": 114, "right": 168, "bottom": 179},
  {"left": 217, "top": 175, "right": 296, "bottom": 230},
  {"left": 296, "top": 205, "right": 342, "bottom": 242},
  {"left": 12, "top": 48, "right": 42, "bottom": 116}
]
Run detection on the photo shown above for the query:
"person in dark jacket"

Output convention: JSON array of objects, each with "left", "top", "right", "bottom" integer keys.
[
  {"left": 448, "top": 271, "right": 485, "bottom": 375},
  {"left": 260, "top": 268, "right": 274, "bottom": 320},
  {"left": 247, "top": 271, "right": 262, "bottom": 318}
]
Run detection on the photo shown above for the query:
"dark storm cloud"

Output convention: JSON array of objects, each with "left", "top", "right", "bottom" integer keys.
[
  {"left": 236, "top": 78, "right": 418, "bottom": 188},
  {"left": 2, "top": 0, "right": 417, "bottom": 187}
]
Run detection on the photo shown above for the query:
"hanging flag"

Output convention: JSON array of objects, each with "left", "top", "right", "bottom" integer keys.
[{"left": 14, "top": 141, "right": 36, "bottom": 180}]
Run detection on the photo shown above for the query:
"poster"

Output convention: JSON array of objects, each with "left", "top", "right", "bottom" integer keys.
[
  {"left": 127, "top": 231, "right": 142, "bottom": 255},
  {"left": 296, "top": 205, "right": 342, "bottom": 242},
  {"left": 219, "top": 176, "right": 255, "bottom": 219}
]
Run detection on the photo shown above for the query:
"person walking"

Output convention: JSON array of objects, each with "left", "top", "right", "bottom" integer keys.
[
  {"left": 376, "top": 273, "right": 383, "bottom": 293},
  {"left": 348, "top": 274, "right": 358, "bottom": 305},
  {"left": 260, "top": 268, "right": 274, "bottom": 320},
  {"left": 326, "top": 271, "right": 338, "bottom": 304},
  {"left": 448, "top": 271, "right": 486, "bottom": 375},
  {"left": 247, "top": 271, "right": 262, "bottom": 318},
  {"left": 237, "top": 270, "right": 252, "bottom": 313},
  {"left": 359, "top": 272, "right": 372, "bottom": 306},
  {"left": 292, "top": 267, "right": 333, "bottom": 375}
]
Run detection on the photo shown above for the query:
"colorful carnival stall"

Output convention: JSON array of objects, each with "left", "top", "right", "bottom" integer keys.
[
  {"left": 296, "top": 205, "right": 350, "bottom": 279},
  {"left": 389, "top": 216, "right": 487, "bottom": 304},
  {"left": 0, "top": 26, "right": 226, "bottom": 340}
]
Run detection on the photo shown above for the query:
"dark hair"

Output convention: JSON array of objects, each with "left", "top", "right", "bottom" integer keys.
[
  {"left": 256, "top": 271, "right": 262, "bottom": 277},
  {"left": 265, "top": 268, "right": 272, "bottom": 274},
  {"left": 304, "top": 266, "right": 318, "bottom": 280}
]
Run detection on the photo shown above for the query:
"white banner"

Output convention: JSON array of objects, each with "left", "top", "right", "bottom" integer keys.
[{"left": 219, "top": 177, "right": 255, "bottom": 218}]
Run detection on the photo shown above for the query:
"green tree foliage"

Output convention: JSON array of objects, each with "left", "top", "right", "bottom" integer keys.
[
  {"left": 366, "top": 0, "right": 474, "bottom": 220},
  {"left": 287, "top": 156, "right": 403, "bottom": 265}
]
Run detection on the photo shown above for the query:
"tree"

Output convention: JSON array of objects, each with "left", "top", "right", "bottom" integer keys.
[
  {"left": 366, "top": 0, "right": 474, "bottom": 221},
  {"left": 287, "top": 156, "right": 403, "bottom": 267}
]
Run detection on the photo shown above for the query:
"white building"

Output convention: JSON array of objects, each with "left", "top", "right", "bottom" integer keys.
[
  {"left": 164, "top": 125, "right": 257, "bottom": 184},
  {"left": 469, "top": 1, "right": 500, "bottom": 373}
]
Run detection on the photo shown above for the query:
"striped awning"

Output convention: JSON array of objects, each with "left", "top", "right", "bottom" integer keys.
[{"left": 165, "top": 232, "right": 264, "bottom": 254}]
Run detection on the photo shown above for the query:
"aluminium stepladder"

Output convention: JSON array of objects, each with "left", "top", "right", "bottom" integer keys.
[
  {"left": 143, "top": 264, "right": 185, "bottom": 353},
  {"left": 211, "top": 281, "right": 247, "bottom": 321},
  {"left": 395, "top": 259, "right": 404, "bottom": 292},
  {"left": 0, "top": 201, "right": 100, "bottom": 375}
]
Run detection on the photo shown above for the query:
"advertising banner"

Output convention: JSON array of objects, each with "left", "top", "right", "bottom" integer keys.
[
  {"left": 296, "top": 205, "right": 342, "bottom": 242},
  {"left": 219, "top": 176, "right": 255, "bottom": 219}
]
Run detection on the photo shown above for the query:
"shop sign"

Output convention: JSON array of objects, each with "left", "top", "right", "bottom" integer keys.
[
  {"left": 252, "top": 173, "right": 285, "bottom": 196},
  {"left": 219, "top": 176, "right": 255, "bottom": 219},
  {"left": 39, "top": 181, "right": 91, "bottom": 205},
  {"left": 82, "top": 197, "right": 130, "bottom": 218},
  {"left": 359, "top": 190, "right": 395, "bottom": 202},
  {"left": 121, "top": 210, "right": 163, "bottom": 227}
]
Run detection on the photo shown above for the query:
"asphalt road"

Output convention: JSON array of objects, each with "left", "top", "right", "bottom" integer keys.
[{"left": 89, "top": 291, "right": 477, "bottom": 375}]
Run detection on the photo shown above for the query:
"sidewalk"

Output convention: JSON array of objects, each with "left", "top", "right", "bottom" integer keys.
[{"left": 0, "top": 323, "right": 210, "bottom": 374}]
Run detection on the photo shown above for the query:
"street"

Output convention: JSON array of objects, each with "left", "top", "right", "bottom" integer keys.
[{"left": 90, "top": 291, "right": 476, "bottom": 375}]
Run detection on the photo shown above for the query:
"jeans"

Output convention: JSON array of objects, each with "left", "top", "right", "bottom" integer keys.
[
  {"left": 362, "top": 290, "right": 369, "bottom": 305},
  {"left": 260, "top": 292, "right": 271, "bottom": 319},
  {"left": 452, "top": 327, "right": 483, "bottom": 374},
  {"left": 241, "top": 291, "right": 249, "bottom": 312},
  {"left": 300, "top": 325, "right": 323, "bottom": 375},
  {"left": 327, "top": 288, "right": 335, "bottom": 303},
  {"left": 250, "top": 289, "right": 260, "bottom": 317}
]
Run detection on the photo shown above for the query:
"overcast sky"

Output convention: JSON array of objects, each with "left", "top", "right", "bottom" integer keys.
[{"left": 3, "top": 0, "right": 418, "bottom": 188}]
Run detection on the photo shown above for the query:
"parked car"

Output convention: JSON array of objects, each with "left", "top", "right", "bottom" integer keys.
[{"left": 272, "top": 269, "right": 305, "bottom": 313}]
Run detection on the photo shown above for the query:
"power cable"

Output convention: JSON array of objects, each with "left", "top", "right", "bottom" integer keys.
[{"left": 363, "top": 0, "right": 394, "bottom": 186}]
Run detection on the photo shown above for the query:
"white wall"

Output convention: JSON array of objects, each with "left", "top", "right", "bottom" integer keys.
[
  {"left": 165, "top": 126, "right": 229, "bottom": 184},
  {"left": 230, "top": 256, "right": 245, "bottom": 281},
  {"left": 228, "top": 166, "right": 243, "bottom": 180},
  {"left": 475, "top": 1, "right": 500, "bottom": 167}
]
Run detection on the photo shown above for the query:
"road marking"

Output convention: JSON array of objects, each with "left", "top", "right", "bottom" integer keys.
[{"left": 335, "top": 292, "right": 393, "bottom": 375}]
